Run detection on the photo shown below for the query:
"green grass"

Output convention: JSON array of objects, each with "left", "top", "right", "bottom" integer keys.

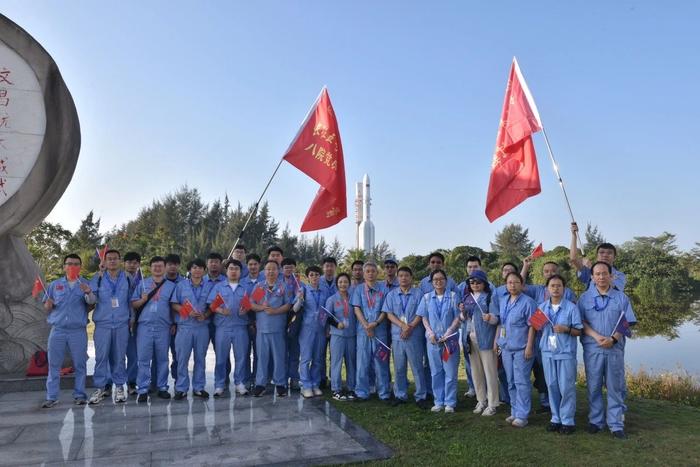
[{"left": 326, "top": 379, "right": 700, "bottom": 466}]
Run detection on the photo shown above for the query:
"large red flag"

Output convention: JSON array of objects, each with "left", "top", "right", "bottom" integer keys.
[
  {"left": 531, "top": 242, "right": 544, "bottom": 259},
  {"left": 485, "top": 58, "right": 542, "bottom": 222},
  {"left": 282, "top": 87, "right": 347, "bottom": 232}
]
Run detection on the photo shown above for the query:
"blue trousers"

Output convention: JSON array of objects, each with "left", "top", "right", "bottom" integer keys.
[
  {"left": 355, "top": 331, "right": 390, "bottom": 399},
  {"left": 299, "top": 325, "right": 326, "bottom": 389},
  {"left": 46, "top": 327, "right": 87, "bottom": 401},
  {"left": 426, "top": 341, "right": 459, "bottom": 407},
  {"left": 502, "top": 348, "right": 534, "bottom": 420},
  {"left": 93, "top": 325, "right": 129, "bottom": 387},
  {"left": 214, "top": 326, "right": 249, "bottom": 388},
  {"left": 542, "top": 356, "right": 577, "bottom": 425},
  {"left": 584, "top": 349, "right": 626, "bottom": 431},
  {"left": 126, "top": 331, "right": 138, "bottom": 384},
  {"left": 330, "top": 334, "right": 356, "bottom": 392},
  {"left": 393, "top": 335, "right": 427, "bottom": 401},
  {"left": 255, "top": 331, "right": 286, "bottom": 387},
  {"left": 175, "top": 325, "right": 209, "bottom": 392},
  {"left": 136, "top": 326, "right": 170, "bottom": 394}
]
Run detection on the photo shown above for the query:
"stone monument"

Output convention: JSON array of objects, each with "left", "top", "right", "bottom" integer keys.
[{"left": 0, "top": 14, "right": 80, "bottom": 377}]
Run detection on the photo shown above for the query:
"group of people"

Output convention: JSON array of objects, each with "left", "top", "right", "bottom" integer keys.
[{"left": 41, "top": 222, "right": 636, "bottom": 439}]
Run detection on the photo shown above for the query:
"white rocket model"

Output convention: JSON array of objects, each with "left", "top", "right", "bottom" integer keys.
[{"left": 358, "top": 174, "right": 375, "bottom": 253}]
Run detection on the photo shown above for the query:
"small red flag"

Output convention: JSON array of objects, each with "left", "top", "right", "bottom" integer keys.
[
  {"left": 210, "top": 293, "right": 225, "bottom": 313},
  {"left": 240, "top": 292, "right": 252, "bottom": 311},
  {"left": 31, "top": 276, "right": 45, "bottom": 299},
  {"left": 282, "top": 87, "right": 347, "bottom": 232},
  {"left": 531, "top": 243, "right": 544, "bottom": 259},
  {"left": 66, "top": 265, "right": 81, "bottom": 281},
  {"left": 251, "top": 286, "right": 266, "bottom": 303},
  {"left": 529, "top": 308, "right": 550, "bottom": 331},
  {"left": 179, "top": 300, "right": 194, "bottom": 320},
  {"left": 441, "top": 345, "right": 450, "bottom": 362},
  {"left": 485, "top": 58, "right": 542, "bottom": 222},
  {"left": 96, "top": 244, "right": 109, "bottom": 263}
]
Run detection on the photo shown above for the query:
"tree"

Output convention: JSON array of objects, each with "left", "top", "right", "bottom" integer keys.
[
  {"left": 341, "top": 248, "right": 366, "bottom": 272},
  {"left": 584, "top": 222, "right": 606, "bottom": 252},
  {"left": 490, "top": 223, "right": 533, "bottom": 266},
  {"left": 66, "top": 211, "right": 102, "bottom": 253},
  {"left": 25, "top": 221, "right": 72, "bottom": 279}
]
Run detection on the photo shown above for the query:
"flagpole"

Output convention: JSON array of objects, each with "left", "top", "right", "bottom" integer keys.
[{"left": 540, "top": 127, "right": 585, "bottom": 256}]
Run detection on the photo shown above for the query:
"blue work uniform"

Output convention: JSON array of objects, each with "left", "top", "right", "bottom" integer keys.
[
  {"left": 44, "top": 277, "right": 90, "bottom": 401},
  {"left": 579, "top": 287, "right": 636, "bottom": 432},
  {"left": 536, "top": 298, "right": 583, "bottom": 426},
  {"left": 490, "top": 283, "right": 511, "bottom": 403},
  {"left": 384, "top": 286, "right": 427, "bottom": 401},
  {"left": 171, "top": 278, "right": 214, "bottom": 393},
  {"left": 298, "top": 284, "right": 330, "bottom": 390},
  {"left": 351, "top": 282, "right": 390, "bottom": 400},
  {"left": 319, "top": 276, "right": 338, "bottom": 297},
  {"left": 208, "top": 281, "right": 249, "bottom": 389},
  {"left": 418, "top": 275, "right": 457, "bottom": 295},
  {"left": 241, "top": 273, "right": 263, "bottom": 385},
  {"left": 498, "top": 292, "right": 537, "bottom": 420},
  {"left": 318, "top": 275, "right": 337, "bottom": 385},
  {"left": 577, "top": 266, "right": 626, "bottom": 291},
  {"left": 131, "top": 277, "right": 176, "bottom": 394},
  {"left": 90, "top": 270, "right": 131, "bottom": 388},
  {"left": 164, "top": 274, "right": 185, "bottom": 382},
  {"left": 326, "top": 292, "right": 357, "bottom": 393},
  {"left": 524, "top": 283, "right": 577, "bottom": 304},
  {"left": 282, "top": 274, "right": 303, "bottom": 383},
  {"left": 125, "top": 271, "right": 142, "bottom": 386},
  {"left": 251, "top": 281, "right": 292, "bottom": 387},
  {"left": 417, "top": 290, "right": 460, "bottom": 408}
]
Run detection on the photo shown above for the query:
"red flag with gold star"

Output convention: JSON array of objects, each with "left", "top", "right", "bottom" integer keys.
[
  {"left": 485, "top": 58, "right": 542, "bottom": 222},
  {"left": 282, "top": 87, "right": 347, "bottom": 232}
]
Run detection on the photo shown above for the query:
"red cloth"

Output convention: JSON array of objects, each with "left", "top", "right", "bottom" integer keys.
[
  {"left": 530, "top": 308, "right": 549, "bottom": 331},
  {"left": 282, "top": 88, "right": 347, "bottom": 231},
  {"left": 531, "top": 243, "right": 544, "bottom": 259},
  {"left": 486, "top": 58, "right": 542, "bottom": 222},
  {"left": 210, "top": 293, "right": 225, "bottom": 313},
  {"left": 179, "top": 300, "right": 194, "bottom": 320},
  {"left": 251, "top": 286, "right": 266, "bottom": 303},
  {"left": 31, "top": 276, "right": 44, "bottom": 299},
  {"left": 240, "top": 293, "right": 252, "bottom": 311}
]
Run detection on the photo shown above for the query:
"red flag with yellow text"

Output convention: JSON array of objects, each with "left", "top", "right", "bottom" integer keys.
[
  {"left": 485, "top": 58, "right": 542, "bottom": 222},
  {"left": 282, "top": 87, "right": 347, "bottom": 232}
]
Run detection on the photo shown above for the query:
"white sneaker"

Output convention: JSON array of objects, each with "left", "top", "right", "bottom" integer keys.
[
  {"left": 512, "top": 418, "right": 528, "bottom": 428},
  {"left": 465, "top": 388, "right": 476, "bottom": 397},
  {"left": 505, "top": 415, "right": 515, "bottom": 423},
  {"left": 473, "top": 402, "right": 486, "bottom": 414},
  {"left": 312, "top": 387, "right": 323, "bottom": 396},
  {"left": 482, "top": 407, "right": 497, "bottom": 417},
  {"left": 235, "top": 384, "right": 248, "bottom": 395},
  {"left": 431, "top": 405, "right": 444, "bottom": 413},
  {"left": 88, "top": 389, "right": 105, "bottom": 405},
  {"left": 444, "top": 406, "right": 455, "bottom": 413},
  {"left": 301, "top": 388, "right": 314, "bottom": 398},
  {"left": 115, "top": 386, "right": 127, "bottom": 403}
]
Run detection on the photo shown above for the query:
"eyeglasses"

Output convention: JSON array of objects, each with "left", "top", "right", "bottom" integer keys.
[
  {"left": 432, "top": 277, "right": 446, "bottom": 283},
  {"left": 64, "top": 262, "right": 81, "bottom": 266}
]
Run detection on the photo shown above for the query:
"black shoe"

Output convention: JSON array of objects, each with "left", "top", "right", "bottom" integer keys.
[
  {"left": 103, "top": 384, "right": 112, "bottom": 397},
  {"left": 157, "top": 390, "right": 171, "bottom": 399},
  {"left": 536, "top": 405, "right": 551, "bottom": 414},
  {"left": 174, "top": 391, "right": 187, "bottom": 400},
  {"left": 276, "top": 386, "right": 288, "bottom": 397},
  {"left": 587, "top": 423, "right": 602, "bottom": 434},
  {"left": 127, "top": 383, "right": 138, "bottom": 396},
  {"left": 193, "top": 390, "right": 209, "bottom": 399},
  {"left": 612, "top": 430, "right": 627, "bottom": 440},
  {"left": 137, "top": 393, "right": 148, "bottom": 403},
  {"left": 546, "top": 422, "right": 562, "bottom": 432},
  {"left": 253, "top": 385, "right": 266, "bottom": 397},
  {"left": 560, "top": 425, "right": 576, "bottom": 435},
  {"left": 320, "top": 379, "right": 329, "bottom": 389},
  {"left": 416, "top": 399, "right": 432, "bottom": 410},
  {"left": 354, "top": 396, "right": 368, "bottom": 402},
  {"left": 391, "top": 398, "right": 407, "bottom": 407}
]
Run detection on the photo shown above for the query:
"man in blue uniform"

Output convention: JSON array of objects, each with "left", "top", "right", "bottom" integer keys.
[
  {"left": 123, "top": 251, "right": 142, "bottom": 396},
  {"left": 570, "top": 223, "right": 626, "bottom": 291}
]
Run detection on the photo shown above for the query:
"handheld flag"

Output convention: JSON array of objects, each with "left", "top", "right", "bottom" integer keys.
[
  {"left": 31, "top": 276, "right": 46, "bottom": 299},
  {"left": 96, "top": 244, "right": 109, "bottom": 263},
  {"left": 531, "top": 243, "right": 544, "bottom": 259},
  {"left": 613, "top": 311, "right": 632, "bottom": 338},
  {"left": 282, "top": 87, "right": 347, "bottom": 232},
  {"left": 529, "top": 308, "right": 551, "bottom": 331},
  {"left": 133, "top": 268, "right": 143, "bottom": 288},
  {"left": 485, "top": 58, "right": 542, "bottom": 222},
  {"left": 374, "top": 337, "right": 390, "bottom": 363},
  {"left": 179, "top": 300, "right": 194, "bottom": 320},
  {"left": 441, "top": 332, "right": 460, "bottom": 362},
  {"left": 251, "top": 286, "right": 266, "bottom": 303},
  {"left": 66, "top": 264, "right": 81, "bottom": 281},
  {"left": 240, "top": 292, "right": 252, "bottom": 311},
  {"left": 318, "top": 306, "right": 339, "bottom": 327},
  {"left": 210, "top": 293, "right": 225, "bottom": 313}
]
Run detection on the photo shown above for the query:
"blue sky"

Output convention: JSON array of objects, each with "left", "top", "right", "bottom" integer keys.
[{"left": 4, "top": 1, "right": 699, "bottom": 257}]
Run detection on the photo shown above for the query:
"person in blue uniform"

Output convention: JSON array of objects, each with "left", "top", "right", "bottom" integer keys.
[
  {"left": 382, "top": 257, "right": 400, "bottom": 291},
  {"left": 296, "top": 266, "right": 330, "bottom": 398},
  {"left": 325, "top": 273, "right": 357, "bottom": 401},
  {"left": 250, "top": 260, "right": 292, "bottom": 397},
  {"left": 171, "top": 258, "right": 214, "bottom": 400},
  {"left": 350, "top": 260, "right": 364, "bottom": 289},
  {"left": 460, "top": 270, "right": 500, "bottom": 417},
  {"left": 418, "top": 252, "right": 458, "bottom": 294},
  {"left": 208, "top": 258, "right": 249, "bottom": 397},
  {"left": 89, "top": 249, "right": 132, "bottom": 404},
  {"left": 203, "top": 252, "right": 229, "bottom": 387},
  {"left": 384, "top": 266, "right": 429, "bottom": 408},
  {"left": 241, "top": 253, "right": 263, "bottom": 388},
  {"left": 456, "top": 255, "right": 487, "bottom": 399},
  {"left": 537, "top": 274, "right": 582, "bottom": 434},
  {"left": 318, "top": 256, "right": 338, "bottom": 389},
  {"left": 163, "top": 253, "right": 184, "bottom": 385},
  {"left": 493, "top": 262, "right": 518, "bottom": 405},
  {"left": 579, "top": 262, "right": 636, "bottom": 439},
  {"left": 417, "top": 269, "right": 462, "bottom": 413},
  {"left": 281, "top": 258, "right": 303, "bottom": 391},
  {"left": 41, "top": 254, "right": 94, "bottom": 408},
  {"left": 123, "top": 251, "right": 142, "bottom": 396},
  {"left": 352, "top": 262, "right": 391, "bottom": 402},
  {"left": 570, "top": 223, "right": 626, "bottom": 291},
  {"left": 497, "top": 272, "right": 537, "bottom": 428},
  {"left": 231, "top": 244, "right": 249, "bottom": 278},
  {"left": 131, "top": 256, "right": 177, "bottom": 402}
]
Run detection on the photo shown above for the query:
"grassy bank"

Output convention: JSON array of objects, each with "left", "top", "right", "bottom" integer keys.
[{"left": 327, "top": 379, "right": 700, "bottom": 466}]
